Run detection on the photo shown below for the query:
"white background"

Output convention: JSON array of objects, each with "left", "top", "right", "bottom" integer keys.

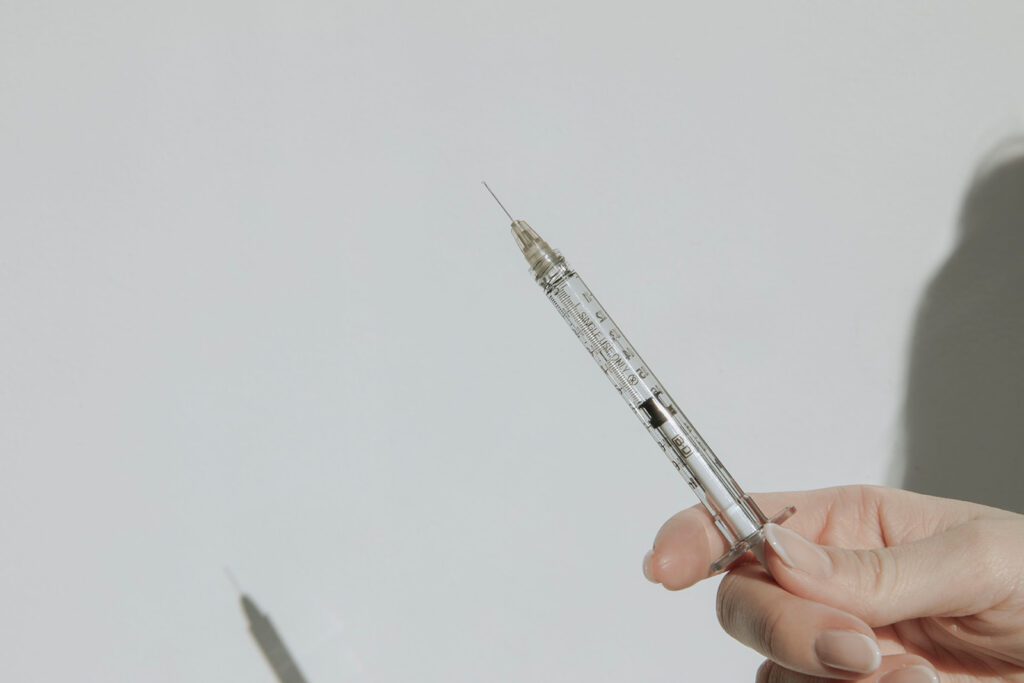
[{"left": 2, "top": 2, "right": 1024, "bottom": 681}]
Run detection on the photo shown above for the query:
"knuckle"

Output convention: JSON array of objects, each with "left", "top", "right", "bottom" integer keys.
[
  {"left": 715, "top": 572, "right": 742, "bottom": 632},
  {"left": 716, "top": 570, "right": 785, "bottom": 660},
  {"left": 756, "top": 660, "right": 776, "bottom": 683},
  {"left": 759, "top": 660, "right": 798, "bottom": 683},
  {"left": 959, "top": 520, "right": 996, "bottom": 559},
  {"left": 757, "top": 602, "right": 787, "bottom": 661},
  {"left": 957, "top": 521, "right": 1010, "bottom": 598},
  {"left": 858, "top": 547, "right": 898, "bottom": 607}
]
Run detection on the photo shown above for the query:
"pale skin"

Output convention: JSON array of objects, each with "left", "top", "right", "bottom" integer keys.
[{"left": 642, "top": 486, "right": 1024, "bottom": 682}]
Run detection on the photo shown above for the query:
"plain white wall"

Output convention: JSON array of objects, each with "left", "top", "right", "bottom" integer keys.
[{"left": 2, "top": 2, "right": 1023, "bottom": 681}]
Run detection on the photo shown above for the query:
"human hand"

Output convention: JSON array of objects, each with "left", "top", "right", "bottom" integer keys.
[{"left": 642, "top": 486, "right": 1024, "bottom": 682}]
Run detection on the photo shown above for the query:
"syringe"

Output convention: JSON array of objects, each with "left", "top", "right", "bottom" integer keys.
[{"left": 488, "top": 183, "right": 794, "bottom": 572}]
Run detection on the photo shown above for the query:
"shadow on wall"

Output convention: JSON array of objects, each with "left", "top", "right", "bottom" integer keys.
[
  {"left": 241, "top": 593, "right": 310, "bottom": 683},
  {"left": 892, "top": 138, "right": 1024, "bottom": 513}
]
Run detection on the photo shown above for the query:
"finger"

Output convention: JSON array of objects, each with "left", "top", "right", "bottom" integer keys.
[
  {"left": 647, "top": 490, "right": 826, "bottom": 590},
  {"left": 644, "top": 504, "right": 722, "bottom": 590},
  {"left": 763, "top": 517, "right": 1021, "bottom": 626},
  {"left": 646, "top": 486, "right": 985, "bottom": 590},
  {"left": 716, "top": 564, "right": 881, "bottom": 678},
  {"left": 757, "top": 654, "right": 938, "bottom": 683}
]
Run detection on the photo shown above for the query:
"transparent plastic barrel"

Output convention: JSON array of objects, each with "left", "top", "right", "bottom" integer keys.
[{"left": 546, "top": 270, "right": 770, "bottom": 550}]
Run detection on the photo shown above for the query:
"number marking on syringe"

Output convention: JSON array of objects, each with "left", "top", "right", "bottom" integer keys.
[
  {"left": 554, "top": 289, "right": 642, "bottom": 403},
  {"left": 497, "top": 198, "right": 796, "bottom": 567}
]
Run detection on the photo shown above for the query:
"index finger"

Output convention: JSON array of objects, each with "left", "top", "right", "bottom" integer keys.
[{"left": 645, "top": 485, "right": 986, "bottom": 591}]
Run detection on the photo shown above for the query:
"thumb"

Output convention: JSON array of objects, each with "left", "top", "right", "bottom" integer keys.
[{"left": 761, "top": 522, "right": 1005, "bottom": 627}]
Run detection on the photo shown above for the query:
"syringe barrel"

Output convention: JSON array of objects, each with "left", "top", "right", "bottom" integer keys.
[{"left": 542, "top": 267, "right": 767, "bottom": 547}]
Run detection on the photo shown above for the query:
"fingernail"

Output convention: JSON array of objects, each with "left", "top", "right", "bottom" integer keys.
[
  {"left": 764, "top": 524, "right": 832, "bottom": 578},
  {"left": 642, "top": 550, "right": 657, "bottom": 583},
  {"left": 814, "top": 630, "right": 881, "bottom": 674},
  {"left": 878, "top": 664, "right": 940, "bottom": 683}
]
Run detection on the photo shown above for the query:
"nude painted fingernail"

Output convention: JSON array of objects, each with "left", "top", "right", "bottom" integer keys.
[
  {"left": 814, "top": 630, "right": 881, "bottom": 674},
  {"left": 642, "top": 550, "right": 657, "bottom": 583},
  {"left": 878, "top": 664, "right": 940, "bottom": 683},
  {"left": 764, "top": 524, "right": 832, "bottom": 578}
]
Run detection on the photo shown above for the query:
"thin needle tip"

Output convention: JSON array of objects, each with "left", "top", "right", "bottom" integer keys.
[{"left": 481, "top": 181, "right": 514, "bottom": 222}]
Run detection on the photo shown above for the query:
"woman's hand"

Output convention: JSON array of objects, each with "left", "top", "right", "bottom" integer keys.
[{"left": 642, "top": 486, "right": 1024, "bottom": 682}]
